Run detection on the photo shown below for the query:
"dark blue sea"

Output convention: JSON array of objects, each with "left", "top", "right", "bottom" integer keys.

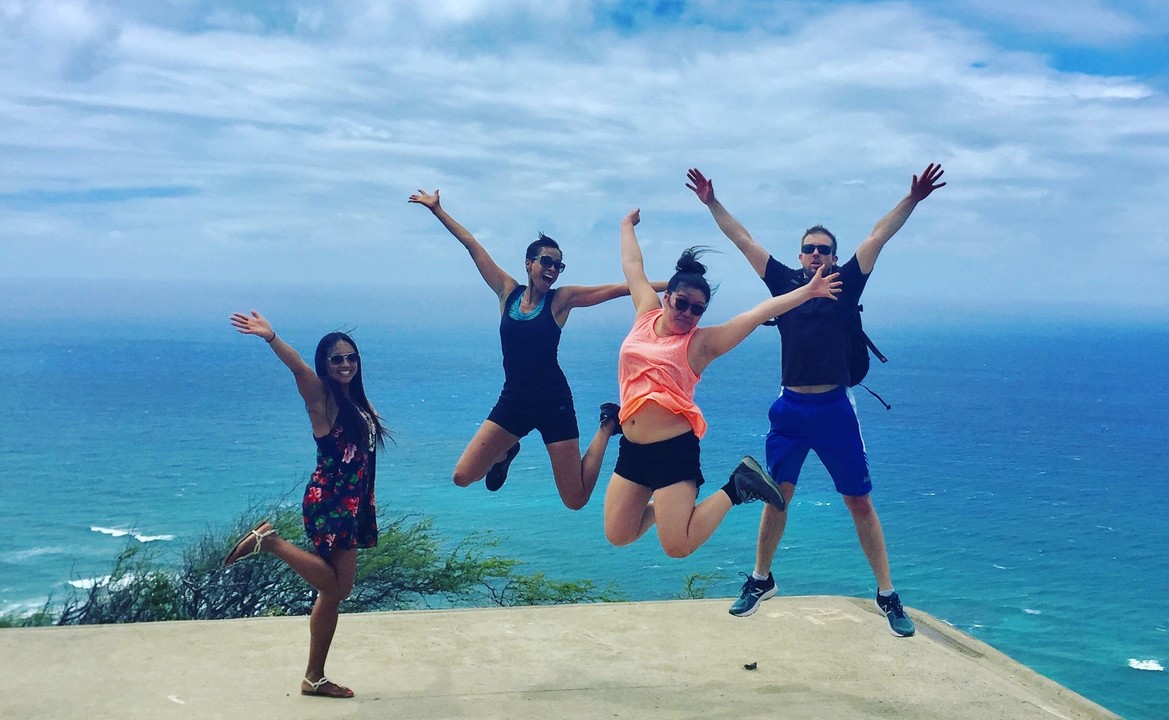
[{"left": 1, "top": 289, "right": 1166, "bottom": 719}]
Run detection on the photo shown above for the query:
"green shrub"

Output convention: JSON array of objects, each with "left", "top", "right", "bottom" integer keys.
[{"left": 41, "top": 506, "right": 624, "bottom": 625}]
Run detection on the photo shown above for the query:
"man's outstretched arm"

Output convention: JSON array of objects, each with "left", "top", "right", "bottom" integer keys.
[
  {"left": 687, "top": 168, "right": 771, "bottom": 278},
  {"left": 855, "top": 163, "right": 946, "bottom": 274}
]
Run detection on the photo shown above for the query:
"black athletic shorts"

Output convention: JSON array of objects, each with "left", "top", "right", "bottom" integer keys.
[
  {"left": 614, "top": 431, "right": 705, "bottom": 491},
  {"left": 487, "top": 393, "right": 579, "bottom": 445}
]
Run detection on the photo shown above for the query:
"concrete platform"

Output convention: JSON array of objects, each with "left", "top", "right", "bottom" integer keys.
[{"left": 2, "top": 596, "right": 1119, "bottom": 720}]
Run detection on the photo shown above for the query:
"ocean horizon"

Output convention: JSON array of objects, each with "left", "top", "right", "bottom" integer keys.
[{"left": 1, "top": 283, "right": 1166, "bottom": 719}]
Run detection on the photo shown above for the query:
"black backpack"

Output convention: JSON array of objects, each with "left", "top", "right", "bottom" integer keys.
[
  {"left": 850, "top": 304, "right": 891, "bottom": 410},
  {"left": 763, "top": 303, "right": 891, "bottom": 409}
]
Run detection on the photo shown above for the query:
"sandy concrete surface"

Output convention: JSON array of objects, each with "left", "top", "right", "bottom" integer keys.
[{"left": 2, "top": 596, "right": 1119, "bottom": 720}]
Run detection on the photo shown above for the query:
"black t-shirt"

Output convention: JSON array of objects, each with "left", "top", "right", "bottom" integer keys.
[{"left": 762, "top": 254, "right": 870, "bottom": 387}]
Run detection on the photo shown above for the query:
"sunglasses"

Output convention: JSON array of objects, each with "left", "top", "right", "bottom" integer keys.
[
  {"left": 328, "top": 352, "right": 360, "bottom": 366},
  {"left": 533, "top": 255, "right": 566, "bottom": 272},
  {"left": 801, "top": 243, "right": 834, "bottom": 255},
  {"left": 671, "top": 295, "right": 707, "bottom": 317}
]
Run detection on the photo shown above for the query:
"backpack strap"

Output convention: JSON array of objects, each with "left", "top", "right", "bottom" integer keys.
[
  {"left": 856, "top": 382, "right": 892, "bottom": 411},
  {"left": 862, "top": 330, "right": 888, "bottom": 364}
]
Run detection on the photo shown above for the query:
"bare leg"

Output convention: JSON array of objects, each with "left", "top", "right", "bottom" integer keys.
[
  {"left": 452, "top": 420, "right": 520, "bottom": 487},
  {"left": 547, "top": 417, "right": 618, "bottom": 510},
  {"left": 604, "top": 474, "right": 656, "bottom": 545},
  {"left": 652, "top": 482, "right": 733, "bottom": 558},
  {"left": 843, "top": 494, "right": 892, "bottom": 590},
  {"left": 224, "top": 524, "right": 357, "bottom": 697},
  {"left": 302, "top": 548, "right": 357, "bottom": 698},
  {"left": 753, "top": 483, "right": 796, "bottom": 576}
]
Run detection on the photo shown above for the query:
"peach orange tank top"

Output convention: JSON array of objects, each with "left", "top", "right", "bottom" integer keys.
[{"left": 617, "top": 308, "right": 707, "bottom": 438}]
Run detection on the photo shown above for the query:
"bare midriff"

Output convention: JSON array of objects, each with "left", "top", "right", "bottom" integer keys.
[
  {"left": 786, "top": 384, "right": 840, "bottom": 394},
  {"left": 623, "top": 400, "right": 696, "bottom": 445}
]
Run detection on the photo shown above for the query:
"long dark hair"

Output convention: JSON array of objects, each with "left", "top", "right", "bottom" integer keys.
[
  {"left": 313, "top": 332, "right": 390, "bottom": 449},
  {"left": 666, "top": 246, "right": 714, "bottom": 302}
]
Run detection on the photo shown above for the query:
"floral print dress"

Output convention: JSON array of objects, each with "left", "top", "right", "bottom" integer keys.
[{"left": 302, "top": 408, "right": 378, "bottom": 558}]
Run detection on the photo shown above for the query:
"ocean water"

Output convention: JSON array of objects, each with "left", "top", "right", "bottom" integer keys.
[{"left": 1, "top": 309, "right": 1166, "bottom": 719}]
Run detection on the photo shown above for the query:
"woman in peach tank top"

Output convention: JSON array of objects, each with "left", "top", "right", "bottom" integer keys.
[{"left": 603, "top": 208, "right": 840, "bottom": 558}]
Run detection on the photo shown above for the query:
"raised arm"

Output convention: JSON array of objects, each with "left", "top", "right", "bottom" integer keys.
[
  {"left": 553, "top": 281, "right": 668, "bottom": 309},
  {"left": 690, "top": 266, "right": 840, "bottom": 373},
  {"left": 408, "top": 188, "right": 516, "bottom": 300},
  {"left": 230, "top": 311, "right": 327, "bottom": 414},
  {"left": 855, "top": 163, "right": 945, "bottom": 274},
  {"left": 620, "top": 209, "right": 663, "bottom": 317},
  {"left": 687, "top": 168, "right": 771, "bottom": 278}
]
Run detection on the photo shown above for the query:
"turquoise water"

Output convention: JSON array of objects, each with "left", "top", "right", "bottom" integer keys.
[{"left": 0, "top": 309, "right": 1166, "bottom": 719}]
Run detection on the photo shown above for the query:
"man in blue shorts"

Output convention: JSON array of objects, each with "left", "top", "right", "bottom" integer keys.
[{"left": 687, "top": 163, "right": 946, "bottom": 636}]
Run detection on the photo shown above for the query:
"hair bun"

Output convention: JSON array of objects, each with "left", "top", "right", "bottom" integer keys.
[{"left": 675, "top": 247, "right": 708, "bottom": 275}]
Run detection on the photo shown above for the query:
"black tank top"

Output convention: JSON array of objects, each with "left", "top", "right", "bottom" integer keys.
[{"left": 499, "top": 286, "right": 572, "bottom": 401}]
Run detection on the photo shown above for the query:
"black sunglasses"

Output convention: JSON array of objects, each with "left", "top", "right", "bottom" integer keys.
[
  {"left": 801, "top": 243, "right": 834, "bottom": 255},
  {"left": 671, "top": 295, "right": 707, "bottom": 317},
  {"left": 328, "top": 352, "right": 360, "bottom": 366},
  {"left": 533, "top": 255, "right": 566, "bottom": 272}
]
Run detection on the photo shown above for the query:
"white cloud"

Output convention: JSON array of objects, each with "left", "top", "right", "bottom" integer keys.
[
  {"left": 955, "top": 0, "right": 1160, "bottom": 46},
  {"left": 0, "top": 0, "right": 1166, "bottom": 314}
]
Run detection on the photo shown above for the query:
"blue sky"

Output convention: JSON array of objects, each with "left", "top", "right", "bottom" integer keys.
[{"left": 2, "top": 0, "right": 1167, "bottom": 320}]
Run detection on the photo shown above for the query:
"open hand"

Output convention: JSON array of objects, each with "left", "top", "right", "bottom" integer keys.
[
  {"left": 807, "top": 265, "right": 842, "bottom": 300},
  {"left": 408, "top": 188, "right": 441, "bottom": 210},
  {"left": 686, "top": 168, "right": 715, "bottom": 204},
  {"left": 910, "top": 164, "right": 946, "bottom": 202},
  {"left": 230, "top": 311, "right": 274, "bottom": 340}
]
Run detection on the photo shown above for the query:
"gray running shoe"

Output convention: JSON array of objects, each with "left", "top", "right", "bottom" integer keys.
[
  {"left": 729, "top": 456, "right": 786, "bottom": 511},
  {"left": 729, "top": 572, "right": 777, "bottom": 617},
  {"left": 876, "top": 591, "right": 916, "bottom": 637}
]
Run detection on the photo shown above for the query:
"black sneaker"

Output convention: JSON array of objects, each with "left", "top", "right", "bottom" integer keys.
[
  {"left": 599, "top": 402, "right": 622, "bottom": 435},
  {"left": 875, "top": 591, "right": 916, "bottom": 637},
  {"left": 728, "top": 572, "right": 777, "bottom": 617},
  {"left": 485, "top": 442, "right": 520, "bottom": 492},
  {"left": 729, "top": 456, "right": 785, "bottom": 510}
]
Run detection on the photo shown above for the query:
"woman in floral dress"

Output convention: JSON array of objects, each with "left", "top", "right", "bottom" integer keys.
[{"left": 224, "top": 311, "right": 389, "bottom": 699}]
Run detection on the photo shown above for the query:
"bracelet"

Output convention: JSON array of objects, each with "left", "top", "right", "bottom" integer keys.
[{"left": 265, "top": 332, "right": 276, "bottom": 343}]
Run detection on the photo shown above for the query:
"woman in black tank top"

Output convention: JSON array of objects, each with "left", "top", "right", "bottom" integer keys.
[{"left": 411, "top": 188, "right": 638, "bottom": 509}]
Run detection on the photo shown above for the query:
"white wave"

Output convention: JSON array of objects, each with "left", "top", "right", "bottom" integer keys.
[
  {"left": 992, "top": 564, "right": 1007, "bottom": 570},
  {"left": 1, "top": 599, "right": 49, "bottom": 616},
  {"left": 90, "top": 526, "right": 174, "bottom": 543},
  {"left": 1023, "top": 608, "right": 1041, "bottom": 615},
  {"left": 91, "top": 526, "right": 130, "bottom": 538},
  {"left": 1128, "top": 659, "right": 1163, "bottom": 672},
  {"left": 67, "top": 574, "right": 135, "bottom": 591},
  {"left": 132, "top": 533, "right": 174, "bottom": 543}
]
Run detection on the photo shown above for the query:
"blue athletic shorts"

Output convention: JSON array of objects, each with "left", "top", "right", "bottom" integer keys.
[
  {"left": 764, "top": 386, "right": 871, "bottom": 497},
  {"left": 487, "top": 393, "right": 580, "bottom": 445}
]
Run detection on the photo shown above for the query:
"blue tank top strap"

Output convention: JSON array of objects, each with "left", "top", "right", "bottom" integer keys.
[{"left": 507, "top": 288, "right": 546, "bottom": 320}]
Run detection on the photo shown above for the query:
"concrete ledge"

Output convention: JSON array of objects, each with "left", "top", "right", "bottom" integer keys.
[{"left": 2, "top": 596, "right": 1119, "bottom": 719}]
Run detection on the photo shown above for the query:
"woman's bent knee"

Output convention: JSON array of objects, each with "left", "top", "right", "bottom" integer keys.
[
  {"left": 661, "top": 542, "right": 695, "bottom": 559},
  {"left": 605, "top": 525, "right": 635, "bottom": 547},
  {"left": 561, "top": 492, "right": 588, "bottom": 512}
]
